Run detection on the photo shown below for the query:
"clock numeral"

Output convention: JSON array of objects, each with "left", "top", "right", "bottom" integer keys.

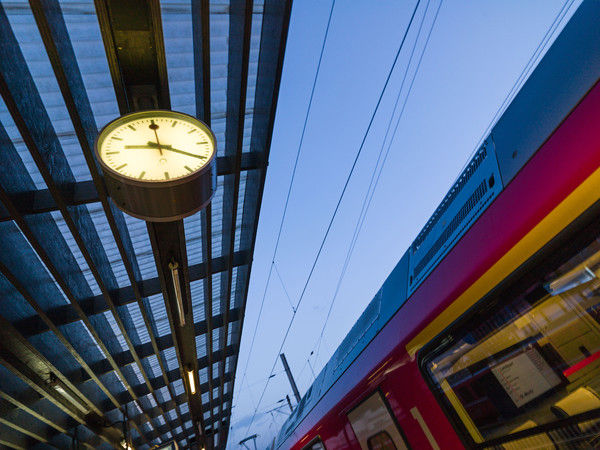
[
  {"left": 116, "top": 163, "right": 128, "bottom": 170},
  {"left": 128, "top": 125, "right": 136, "bottom": 131},
  {"left": 187, "top": 129, "right": 196, "bottom": 134},
  {"left": 172, "top": 121, "right": 178, "bottom": 127},
  {"left": 164, "top": 172, "right": 170, "bottom": 180},
  {"left": 197, "top": 141, "right": 207, "bottom": 145},
  {"left": 106, "top": 151, "right": 120, "bottom": 155},
  {"left": 185, "top": 165, "right": 194, "bottom": 173},
  {"left": 139, "top": 171, "right": 146, "bottom": 179},
  {"left": 111, "top": 137, "right": 123, "bottom": 141}
]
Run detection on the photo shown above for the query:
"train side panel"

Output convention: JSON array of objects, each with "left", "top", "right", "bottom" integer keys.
[{"left": 275, "top": 2, "right": 600, "bottom": 449}]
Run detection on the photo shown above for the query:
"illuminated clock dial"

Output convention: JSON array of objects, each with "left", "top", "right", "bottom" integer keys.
[
  {"left": 96, "top": 110, "right": 215, "bottom": 181},
  {"left": 94, "top": 110, "right": 217, "bottom": 222}
]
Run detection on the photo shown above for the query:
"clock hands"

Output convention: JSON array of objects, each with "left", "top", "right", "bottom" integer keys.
[
  {"left": 148, "top": 121, "right": 163, "bottom": 156},
  {"left": 124, "top": 142, "right": 206, "bottom": 159}
]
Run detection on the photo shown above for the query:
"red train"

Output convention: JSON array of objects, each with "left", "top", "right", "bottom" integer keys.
[{"left": 273, "top": 2, "right": 600, "bottom": 449}]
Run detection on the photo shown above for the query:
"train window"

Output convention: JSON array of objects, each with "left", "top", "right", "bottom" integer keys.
[
  {"left": 347, "top": 391, "right": 409, "bottom": 450},
  {"left": 301, "top": 437, "right": 325, "bottom": 450},
  {"left": 367, "top": 431, "right": 396, "bottom": 450},
  {"left": 422, "top": 226, "right": 600, "bottom": 448}
]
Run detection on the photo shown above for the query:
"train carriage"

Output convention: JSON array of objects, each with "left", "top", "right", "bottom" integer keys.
[{"left": 274, "top": 1, "right": 600, "bottom": 449}]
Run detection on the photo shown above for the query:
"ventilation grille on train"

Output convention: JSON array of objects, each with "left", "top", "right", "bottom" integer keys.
[{"left": 407, "top": 139, "right": 503, "bottom": 297}]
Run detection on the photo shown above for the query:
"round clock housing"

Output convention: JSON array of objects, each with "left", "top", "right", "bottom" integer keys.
[{"left": 95, "top": 110, "right": 216, "bottom": 221}]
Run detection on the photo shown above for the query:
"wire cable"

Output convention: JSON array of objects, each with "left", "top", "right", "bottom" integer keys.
[
  {"left": 235, "top": 0, "right": 338, "bottom": 404},
  {"left": 453, "top": 0, "right": 576, "bottom": 181},
  {"left": 242, "top": 0, "right": 423, "bottom": 438},
  {"left": 314, "top": 0, "right": 440, "bottom": 364}
]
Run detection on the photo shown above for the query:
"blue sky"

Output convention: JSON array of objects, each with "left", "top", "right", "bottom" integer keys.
[{"left": 226, "top": 1, "right": 582, "bottom": 448}]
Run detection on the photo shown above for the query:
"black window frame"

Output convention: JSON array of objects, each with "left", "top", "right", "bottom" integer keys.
[
  {"left": 346, "top": 388, "right": 411, "bottom": 450},
  {"left": 418, "top": 199, "right": 600, "bottom": 448},
  {"left": 301, "top": 436, "right": 326, "bottom": 450}
]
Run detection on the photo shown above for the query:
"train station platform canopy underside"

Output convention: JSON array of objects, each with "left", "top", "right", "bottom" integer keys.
[{"left": 0, "top": 1, "right": 291, "bottom": 448}]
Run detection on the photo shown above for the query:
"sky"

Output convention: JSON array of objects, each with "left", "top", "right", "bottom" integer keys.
[{"left": 226, "top": 1, "right": 582, "bottom": 448}]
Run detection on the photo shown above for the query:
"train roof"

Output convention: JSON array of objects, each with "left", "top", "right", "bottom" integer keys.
[{"left": 275, "top": 1, "right": 600, "bottom": 447}]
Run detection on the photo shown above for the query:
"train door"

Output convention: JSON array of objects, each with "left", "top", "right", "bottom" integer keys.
[{"left": 346, "top": 390, "right": 410, "bottom": 450}]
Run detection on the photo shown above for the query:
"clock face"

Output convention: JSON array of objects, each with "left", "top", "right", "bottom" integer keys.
[{"left": 96, "top": 111, "right": 216, "bottom": 182}]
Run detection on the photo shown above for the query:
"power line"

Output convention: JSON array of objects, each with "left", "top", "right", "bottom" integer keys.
[
  {"left": 235, "top": 0, "right": 338, "bottom": 404},
  {"left": 314, "top": 0, "right": 441, "bottom": 365},
  {"left": 242, "top": 0, "right": 423, "bottom": 438},
  {"left": 453, "top": 0, "right": 576, "bottom": 182}
]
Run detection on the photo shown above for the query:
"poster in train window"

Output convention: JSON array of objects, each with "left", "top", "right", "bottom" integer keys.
[
  {"left": 347, "top": 391, "right": 408, "bottom": 450},
  {"left": 422, "top": 226, "right": 600, "bottom": 447},
  {"left": 491, "top": 346, "right": 561, "bottom": 407}
]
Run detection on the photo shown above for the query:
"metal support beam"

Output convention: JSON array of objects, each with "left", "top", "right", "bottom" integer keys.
[
  {"left": 14, "top": 255, "right": 249, "bottom": 338},
  {"left": 0, "top": 155, "right": 264, "bottom": 223},
  {"left": 280, "top": 353, "right": 301, "bottom": 404}
]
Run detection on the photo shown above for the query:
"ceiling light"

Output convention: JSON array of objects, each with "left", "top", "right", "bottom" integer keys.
[
  {"left": 187, "top": 365, "right": 196, "bottom": 395},
  {"left": 47, "top": 373, "right": 89, "bottom": 414},
  {"left": 169, "top": 260, "right": 185, "bottom": 326}
]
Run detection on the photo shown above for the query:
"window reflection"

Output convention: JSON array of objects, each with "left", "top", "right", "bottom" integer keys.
[{"left": 425, "top": 237, "right": 600, "bottom": 448}]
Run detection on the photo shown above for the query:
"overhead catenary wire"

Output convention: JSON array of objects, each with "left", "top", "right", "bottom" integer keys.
[
  {"left": 311, "top": 0, "right": 577, "bottom": 390},
  {"left": 314, "top": 0, "right": 443, "bottom": 365},
  {"left": 452, "top": 0, "right": 576, "bottom": 182},
  {"left": 242, "top": 0, "right": 423, "bottom": 439},
  {"left": 235, "top": 0, "right": 338, "bottom": 405}
]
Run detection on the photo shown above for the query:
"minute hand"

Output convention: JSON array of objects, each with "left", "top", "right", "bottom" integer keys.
[
  {"left": 145, "top": 142, "right": 205, "bottom": 159},
  {"left": 163, "top": 147, "right": 206, "bottom": 159}
]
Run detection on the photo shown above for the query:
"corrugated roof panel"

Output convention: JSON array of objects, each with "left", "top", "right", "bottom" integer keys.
[
  {"left": 212, "top": 272, "right": 222, "bottom": 315},
  {"left": 157, "top": 385, "right": 172, "bottom": 405},
  {"left": 86, "top": 203, "right": 130, "bottom": 288},
  {"left": 196, "top": 332, "right": 207, "bottom": 359},
  {"left": 160, "top": 0, "right": 195, "bottom": 117},
  {"left": 50, "top": 210, "right": 102, "bottom": 296},
  {"left": 148, "top": 293, "right": 171, "bottom": 337},
  {"left": 60, "top": 319, "right": 107, "bottom": 364},
  {"left": 212, "top": 326, "right": 221, "bottom": 353},
  {"left": 163, "top": 346, "right": 179, "bottom": 372},
  {"left": 184, "top": 211, "right": 204, "bottom": 265},
  {"left": 126, "top": 301, "right": 152, "bottom": 344},
  {"left": 59, "top": 0, "right": 120, "bottom": 129},
  {"left": 211, "top": 177, "right": 225, "bottom": 258},
  {"left": 234, "top": 264, "right": 249, "bottom": 309},
  {"left": 101, "top": 310, "right": 127, "bottom": 352},
  {"left": 190, "top": 278, "right": 206, "bottom": 322},
  {"left": 210, "top": 5, "right": 229, "bottom": 153},
  {"left": 146, "top": 354, "right": 161, "bottom": 379},
  {"left": 234, "top": 172, "right": 247, "bottom": 251},
  {"left": 3, "top": 2, "right": 92, "bottom": 182},
  {"left": 122, "top": 214, "right": 159, "bottom": 279},
  {"left": 227, "top": 322, "right": 234, "bottom": 346},
  {"left": 0, "top": 97, "right": 46, "bottom": 189},
  {"left": 200, "top": 367, "right": 208, "bottom": 384},
  {"left": 173, "top": 378, "right": 184, "bottom": 396},
  {"left": 130, "top": 359, "right": 146, "bottom": 385},
  {"left": 241, "top": 5, "right": 263, "bottom": 154},
  {"left": 0, "top": 222, "right": 68, "bottom": 313}
]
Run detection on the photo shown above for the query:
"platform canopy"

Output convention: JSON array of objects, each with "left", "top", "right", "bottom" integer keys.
[{"left": 0, "top": 0, "right": 291, "bottom": 448}]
